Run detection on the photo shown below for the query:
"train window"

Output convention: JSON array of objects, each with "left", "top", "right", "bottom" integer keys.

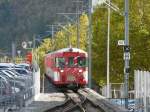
[
  {"left": 68, "top": 57, "right": 74, "bottom": 67},
  {"left": 77, "top": 57, "right": 87, "bottom": 67},
  {"left": 55, "top": 57, "right": 65, "bottom": 68}
]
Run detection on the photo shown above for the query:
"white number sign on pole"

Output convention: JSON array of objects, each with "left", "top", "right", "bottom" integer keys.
[
  {"left": 22, "top": 41, "right": 27, "bottom": 49},
  {"left": 118, "top": 40, "right": 125, "bottom": 46}
]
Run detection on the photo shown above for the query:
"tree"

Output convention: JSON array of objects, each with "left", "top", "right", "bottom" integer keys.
[
  {"left": 92, "top": 0, "right": 150, "bottom": 87},
  {"left": 36, "top": 13, "right": 89, "bottom": 76},
  {"left": 35, "top": 38, "right": 52, "bottom": 75}
]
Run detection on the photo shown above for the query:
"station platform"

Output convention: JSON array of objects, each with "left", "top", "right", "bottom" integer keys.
[{"left": 15, "top": 93, "right": 65, "bottom": 112}]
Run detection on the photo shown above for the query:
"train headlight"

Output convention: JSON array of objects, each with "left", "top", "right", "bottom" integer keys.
[
  {"left": 83, "top": 71, "right": 88, "bottom": 83},
  {"left": 54, "top": 72, "right": 60, "bottom": 81},
  {"left": 60, "top": 70, "right": 64, "bottom": 72},
  {"left": 79, "top": 69, "right": 82, "bottom": 72}
]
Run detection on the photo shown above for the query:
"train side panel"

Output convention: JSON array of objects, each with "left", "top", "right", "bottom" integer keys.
[{"left": 45, "top": 54, "right": 60, "bottom": 82}]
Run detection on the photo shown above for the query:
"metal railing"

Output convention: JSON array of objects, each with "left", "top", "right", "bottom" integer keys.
[
  {"left": 0, "top": 87, "right": 33, "bottom": 107},
  {"left": 134, "top": 70, "right": 150, "bottom": 112},
  {"left": 108, "top": 98, "right": 135, "bottom": 112},
  {"left": 0, "top": 66, "right": 40, "bottom": 111}
]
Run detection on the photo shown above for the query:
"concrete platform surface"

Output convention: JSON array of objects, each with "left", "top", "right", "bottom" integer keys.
[{"left": 16, "top": 93, "right": 66, "bottom": 112}]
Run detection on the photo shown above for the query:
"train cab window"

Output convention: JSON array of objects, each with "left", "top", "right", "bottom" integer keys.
[
  {"left": 55, "top": 57, "right": 65, "bottom": 68},
  {"left": 77, "top": 57, "right": 87, "bottom": 67},
  {"left": 68, "top": 57, "right": 74, "bottom": 67}
]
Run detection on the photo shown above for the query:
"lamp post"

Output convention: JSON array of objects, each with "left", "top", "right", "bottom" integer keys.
[
  {"left": 106, "top": 0, "right": 110, "bottom": 98},
  {"left": 92, "top": 0, "right": 109, "bottom": 90},
  {"left": 88, "top": 0, "right": 108, "bottom": 89},
  {"left": 88, "top": 0, "right": 92, "bottom": 88}
]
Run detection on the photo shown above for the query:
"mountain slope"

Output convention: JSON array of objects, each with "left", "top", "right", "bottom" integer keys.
[{"left": 0, "top": 0, "right": 86, "bottom": 51}]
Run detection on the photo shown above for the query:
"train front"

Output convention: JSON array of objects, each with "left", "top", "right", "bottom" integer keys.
[{"left": 56, "top": 48, "right": 88, "bottom": 87}]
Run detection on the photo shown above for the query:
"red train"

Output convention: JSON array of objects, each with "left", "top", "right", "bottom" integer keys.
[{"left": 44, "top": 48, "right": 88, "bottom": 87}]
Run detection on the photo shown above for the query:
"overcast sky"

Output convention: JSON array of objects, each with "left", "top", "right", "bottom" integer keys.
[{"left": 92, "top": 0, "right": 106, "bottom": 7}]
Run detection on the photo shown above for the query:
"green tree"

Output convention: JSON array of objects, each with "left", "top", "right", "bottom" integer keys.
[
  {"left": 92, "top": 0, "right": 150, "bottom": 87},
  {"left": 35, "top": 38, "right": 52, "bottom": 75},
  {"left": 36, "top": 13, "right": 89, "bottom": 76}
]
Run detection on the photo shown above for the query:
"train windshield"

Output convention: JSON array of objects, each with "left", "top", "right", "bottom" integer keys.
[
  {"left": 77, "top": 57, "right": 87, "bottom": 67},
  {"left": 68, "top": 57, "right": 74, "bottom": 67},
  {"left": 55, "top": 57, "right": 65, "bottom": 68}
]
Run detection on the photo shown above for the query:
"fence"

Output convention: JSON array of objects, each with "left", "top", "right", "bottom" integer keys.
[
  {"left": 102, "top": 83, "right": 125, "bottom": 98},
  {"left": 0, "top": 66, "right": 40, "bottom": 111},
  {"left": 101, "top": 70, "right": 150, "bottom": 112},
  {"left": 134, "top": 70, "right": 150, "bottom": 112},
  {"left": 102, "top": 83, "right": 135, "bottom": 111}
]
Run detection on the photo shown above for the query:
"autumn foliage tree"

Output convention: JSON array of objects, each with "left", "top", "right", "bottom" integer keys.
[
  {"left": 36, "top": 0, "right": 150, "bottom": 88},
  {"left": 92, "top": 0, "right": 150, "bottom": 87},
  {"left": 36, "top": 13, "right": 88, "bottom": 76}
]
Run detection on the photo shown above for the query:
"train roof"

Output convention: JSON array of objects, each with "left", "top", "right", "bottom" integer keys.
[{"left": 46, "top": 48, "right": 87, "bottom": 56}]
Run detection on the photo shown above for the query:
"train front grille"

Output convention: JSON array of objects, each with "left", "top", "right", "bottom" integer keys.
[{"left": 67, "top": 75, "right": 75, "bottom": 81}]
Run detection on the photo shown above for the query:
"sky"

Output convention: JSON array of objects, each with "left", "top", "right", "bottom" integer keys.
[
  {"left": 92, "top": 0, "right": 106, "bottom": 7},
  {"left": 92, "top": 0, "right": 106, "bottom": 12}
]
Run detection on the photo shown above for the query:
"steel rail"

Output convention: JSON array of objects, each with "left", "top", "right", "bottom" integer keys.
[
  {"left": 44, "top": 90, "right": 86, "bottom": 112},
  {"left": 62, "top": 90, "right": 85, "bottom": 112},
  {"left": 78, "top": 90, "right": 105, "bottom": 112},
  {"left": 45, "top": 89, "right": 116, "bottom": 112}
]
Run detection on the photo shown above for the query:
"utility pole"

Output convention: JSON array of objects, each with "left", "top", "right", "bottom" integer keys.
[
  {"left": 57, "top": 0, "right": 83, "bottom": 48},
  {"left": 51, "top": 25, "right": 54, "bottom": 50},
  {"left": 107, "top": 0, "right": 110, "bottom": 98},
  {"left": 88, "top": 0, "right": 92, "bottom": 88},
  {"left": 33, "top": 35, "right": 36, "bottom": 49},
  {"left": 32, "top": 35, "right": 36, "bottom": 65},
  {"left": 51, "top": 24, "right": 54, "bottom": 38},
  {"left": 76, "top": 0, "right": 80, "bottom": 48},
  {"left": 57, "top": 23, "right": 73, "bottom": 47},
  {"left": 12, "top": 42, "right": 16, "bottom": 63},
  {"left": 124, "top": 0, "right": 129, "bottom": 109},
  {"left": 47, "top": 24, "right": 58, "bottom": 50},
  {"left": 66, "top": 28, "right": 71, "bottom": 48},
  {"left": 48, "top": 25, "right": 55, "bottom": 50}
]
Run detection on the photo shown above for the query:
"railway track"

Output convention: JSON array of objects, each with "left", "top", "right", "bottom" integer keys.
[
  {"left": 44, "top": 75, "right": 127, "bottom": 112},
  {"left": 44, "top": 89, "right": 105, "bottom": 112}
]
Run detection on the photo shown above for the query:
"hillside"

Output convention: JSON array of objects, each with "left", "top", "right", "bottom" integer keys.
[{"left": 0, "top": 0, "right": 87, "bottom": 52}]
